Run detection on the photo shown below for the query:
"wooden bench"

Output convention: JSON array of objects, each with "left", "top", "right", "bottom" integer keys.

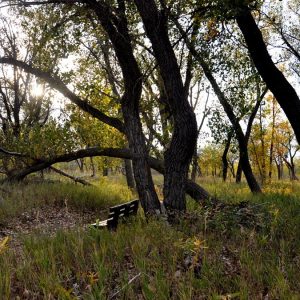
[{"left": 91, "top": 199, "right": 139, "bottom": 230}]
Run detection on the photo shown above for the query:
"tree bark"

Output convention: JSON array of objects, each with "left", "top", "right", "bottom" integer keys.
[
  {"left": 90, "top": 157, "right": 96, "bottom": 177},
  {"left": 275, "top": 158, "right": 284, "bottom": 180},
  {"left": 124, "top": 159, "right": 135, "bottom": 189},
  {"left": 50, "top": 166, "right": 92, "bottom": 186},
  {"left": 258, "top": 106, "right": 266, "bottom": 184},
  {"left": 222, "top": 131, "right": 233, "bottom": 182},
  {"left": 88, "top": 1, "right": 161, "bottom": 214},
  {"left": 134, "top": 0, "right": 198, "bottom": 211},
  {"left": 268, "top": 97, "right": 276, "bottom": 179},
  {"left": 174, "top": 19, "right": 261, "bottom": 194},
  {"left": 0, "top": 146, "right": 216, "bottom": 204},
  {"left": 275, "top": 160, "right": 282, "bottom": 180},
  {"left": 236, "top": 160, "right": 242, "bottom": 183},
  {"left": 236, "top": 86, "right": 267, "bottom": 184},
  {"left": 198, "top": 61, "right": 261, "bottom": 192},
  {"left": 236, "top": 8, "right": 300, "bottom": 144},
  {"left": 191, "top": 148, "right": 199, "bottom": 182},
  {"left": 228, "top": 160, "right": 236, "bottom": 179},
  {"left": 283, "top": 157, "right": 298, "bottom": 181}
]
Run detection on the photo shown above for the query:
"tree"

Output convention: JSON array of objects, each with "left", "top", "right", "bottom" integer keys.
[
  {"left": 133, "top": 0, "right": 198, "bottom": 211},
  {"left": 198, "top": 143, "right": 223, "bottom": 178},
  {"left": 4, "top": 0, "right": 300, "bottom": 215},
  {"left": 174, "top": 13, "right": 262, "bottom": 193},
  {"left": 0, "top": 1, "right": 210, "bottom": 214},
  {"left": 235, "top": 3, "right": 300, "bottom": 144}
]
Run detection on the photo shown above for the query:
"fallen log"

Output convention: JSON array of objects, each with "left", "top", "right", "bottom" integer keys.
[
  {"left": 49, "top": 166, "right": 92, "bottom": 186},
  {"left": 1, "top": 146, "right": 215, "bottom": 204}
]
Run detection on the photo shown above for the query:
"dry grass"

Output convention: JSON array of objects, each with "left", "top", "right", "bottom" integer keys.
[{"left": 0, "top": 178, "right": 299, "bottom": 299}]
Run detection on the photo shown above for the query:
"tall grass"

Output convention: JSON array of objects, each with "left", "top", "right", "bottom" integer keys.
[
  {"left": 0, "top": 178, "right": 133, "bottom": 224},
  {"left": 0, "top": 179, "right": 299, "bottom": 299}
]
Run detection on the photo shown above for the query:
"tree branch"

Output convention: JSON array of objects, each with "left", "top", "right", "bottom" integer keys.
[
  {"left": 49, "top": 166, "right": 92, "bottom": 186},
  {"left": 0, "top": 57, "right": 125, "bottom": 133},
  {"left": 0, "top": 146, "right": 214, "bottom": 204}
]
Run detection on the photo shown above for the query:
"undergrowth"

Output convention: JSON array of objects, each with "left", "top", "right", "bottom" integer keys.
[
  {"left": 0, "top": 178, "right": 133, "bottom": 224},
  {"left": 0, "top": 179, "right": 299, "bottom": 299}
]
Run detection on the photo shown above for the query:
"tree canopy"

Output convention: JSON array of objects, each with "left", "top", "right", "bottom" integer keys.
[{"left": 1, "top": 0, "right": 300, "bottom": 216}]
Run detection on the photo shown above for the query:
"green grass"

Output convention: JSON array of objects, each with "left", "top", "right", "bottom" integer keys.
[
  {"left": 0, "top": 178, "right": 133, "bottom": 224},
  {"left": 0, "top": 178, "right": 300, "bottom": 299}
]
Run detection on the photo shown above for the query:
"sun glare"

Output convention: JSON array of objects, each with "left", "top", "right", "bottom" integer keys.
[{"left": 32, "top": 83, "right": 44, "bottom": 97}]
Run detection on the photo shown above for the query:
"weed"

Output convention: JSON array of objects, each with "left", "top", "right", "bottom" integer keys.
[{"left": 0, "top": 179, "right": 299, "bottom": 299}]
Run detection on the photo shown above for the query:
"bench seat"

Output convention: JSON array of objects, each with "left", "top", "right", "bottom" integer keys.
[{"left": 91, "top": 199, "right": 139, "bottom": 230}]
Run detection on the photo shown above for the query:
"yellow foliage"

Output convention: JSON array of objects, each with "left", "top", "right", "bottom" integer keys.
[
  {"left": 176, "top": 237, "right": 207, "bottom": 254},
  {"left": 86, "top": 271, "right": 99, "bottom": 286},
  {"left": 55, "top": 285, "right": 76, "bottom": 299}
]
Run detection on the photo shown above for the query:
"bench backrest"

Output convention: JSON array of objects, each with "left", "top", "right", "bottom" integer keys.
[{"left": 106, "top": 199, "right": 139, "bottom": 229}]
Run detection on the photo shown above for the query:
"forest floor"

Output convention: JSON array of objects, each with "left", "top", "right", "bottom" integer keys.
[{"left": 0, "top": 176, "right": 300, "bottom": 299}]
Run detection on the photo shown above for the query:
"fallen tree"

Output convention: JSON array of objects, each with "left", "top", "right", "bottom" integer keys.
[
  {"left": 0, "top": 146, "right": 213, "bottom": 204},
  {"left": 49, "top": 166, "right": 92, "bottom": 186}
]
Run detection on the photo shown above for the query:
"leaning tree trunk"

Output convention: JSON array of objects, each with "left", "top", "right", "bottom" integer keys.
[
  {"left": 0, "top": 146, "right": 218, "bottom": 205},
  {"left": 174, "top": 20, "right": 261, "bottom": 194},
  {"left": 134, "top": 0, "right": 198, "bottom": 211},
  {"left": 122, "top": 103, "right": 161, "bottom": 213},
  {"left": 199, "top": 59, "right": 261, "bottom": 193},
  {"left": 90, "top": 1, "right": 161, "bottom": 214},
  {"left": 236, "top": 7, "right": 300, "bottom": 144}
]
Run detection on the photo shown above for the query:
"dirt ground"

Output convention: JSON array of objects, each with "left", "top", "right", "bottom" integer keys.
[{"left": 0, "top": 205, "right": 104, "bottom": 248}]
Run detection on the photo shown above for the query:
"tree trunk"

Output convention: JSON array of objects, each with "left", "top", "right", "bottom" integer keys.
[
  {"left": 124, "top": 159, "right": 135, "bottom": 189},
  {"left": 1, "top": 146, "right": 217, "bottom": 204},
  {"left": 222, "top": 155, "right": 228, "bottom": 182},
  {"left": 191, "top": 148, "right": 199, "bottom": 182},
  {"left": 90, "top": 1, "right": 161, "bottom": 214},
  {"left": 174, "top": 20, "right": 261, "bottom": 193},
  {"left": 236, "top": 159, "right": 242, "bottom": 183},
  {"left": 197, "top": 164, "right": 202, "bottom": 177},
  {"left": 134, "top": 0, "right": 198, "bottom": 211},
  {"left": 275, "top": 161, "right": 281, "bottom": 180},
  {"left": 199, "top": 61, "right": 261, "bottom": 192},
  {"left": 102, "top": 158, "right": 108, "bottom": 176},
  {"left": 258, "top": 106, "right": 266, "bottom": 184},
  {"left": 76, "top": 158, "right": 84, "bottom": 173},
  {"left": 90, "top": 157, "right": 96, "bottom": 177},
  {"left": 291, "top": 167, "right": 298, "bottom": 181},
  {"left": 102, "top": 168, "right": 108, "bottom": 177},
  {"left": 268, "top": 96, "right": 276, "bottom": 181},
  {"left": 121, "top": 98, "right": 161, "bottom": 213},
  {"left": 228, "top": 160, "right": 236, "bottom": 179},
  {"left": 284, "top": 158, "right": 298, "bottom": 181},
  {"left": 236, "top": 8, "right": 300, "bottom": 144},
  {"left": 222, "top": 131, "right": 233, "bottom": 182}
]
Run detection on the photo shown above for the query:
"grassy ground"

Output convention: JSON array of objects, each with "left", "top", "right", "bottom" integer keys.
[{"left": 0, "top": 177, "right": 300, "bottom": 299}]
